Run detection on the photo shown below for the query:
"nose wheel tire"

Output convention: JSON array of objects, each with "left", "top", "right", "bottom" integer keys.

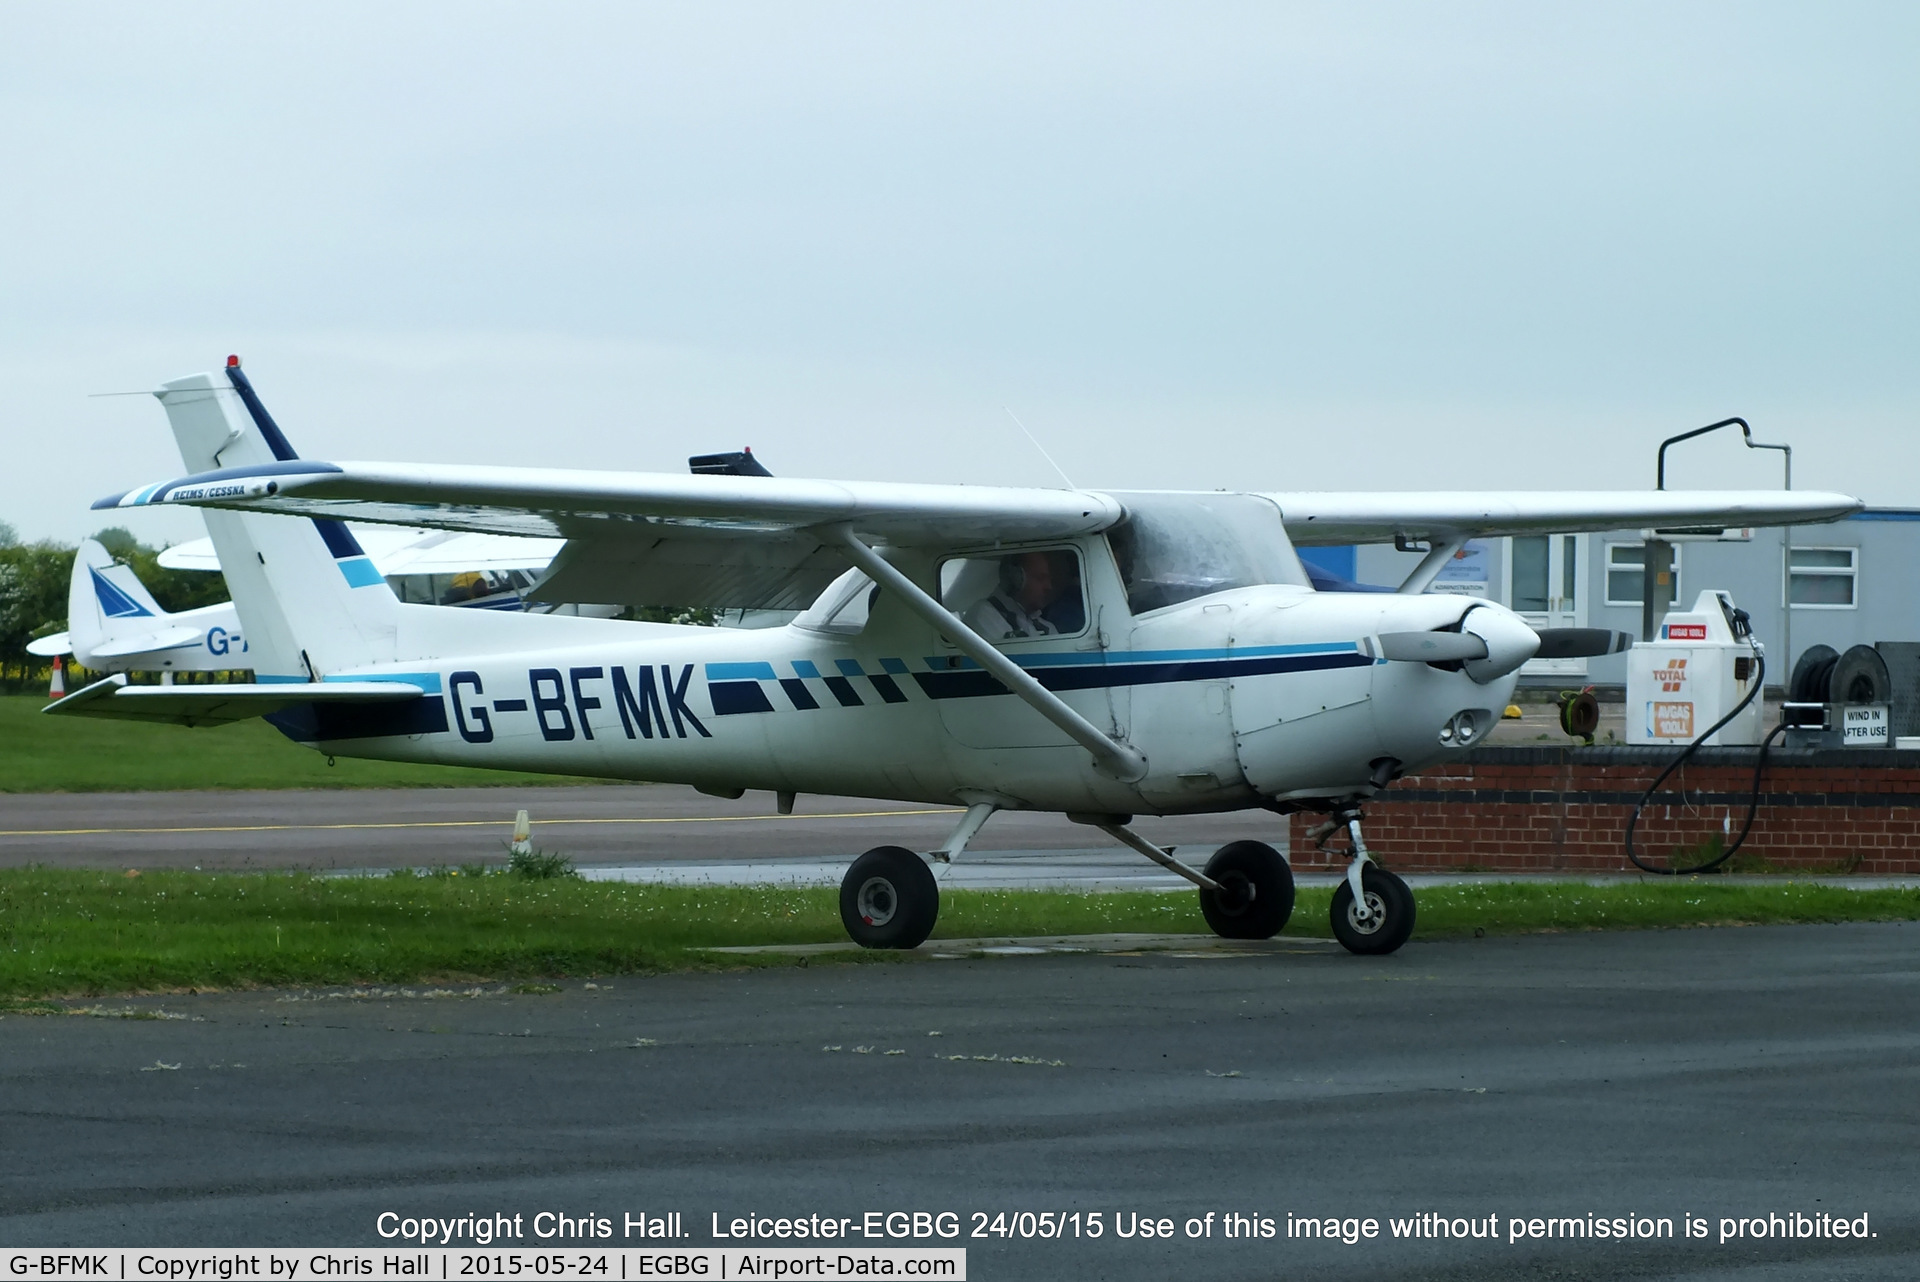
[
  {"left": 839, "top": 845, "right": 940, "bottom": 949},
  {"left": 1330, "top": 865, "right": 1416, "bottom": 955},
  {"left": 1198, "top": 840, "right": 1295, "bottom": 940}
]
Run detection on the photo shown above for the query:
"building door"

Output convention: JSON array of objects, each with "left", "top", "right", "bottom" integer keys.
[{"left": 1506, "top": 534, "right": 1588, "bottom": 677}]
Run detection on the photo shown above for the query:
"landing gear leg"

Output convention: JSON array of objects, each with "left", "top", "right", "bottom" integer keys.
[
  {"left": 1078, "top": 816, "right": 1292, "bottom": 940},
  {"left": 929, "top": 800, "right": 998, "bottom": 875},
  {"left": 1316, "top": 810, "right": 1416, "bottom": 955}
]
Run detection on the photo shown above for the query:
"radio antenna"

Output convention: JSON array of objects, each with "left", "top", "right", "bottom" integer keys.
[{"left": 1004, "top": 407, "right": 1077, "bottom": 491}]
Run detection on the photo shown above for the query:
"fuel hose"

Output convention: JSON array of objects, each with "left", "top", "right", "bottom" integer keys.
[{"left": 1623, "top": 653, "right": 1787, "bottom": 875}]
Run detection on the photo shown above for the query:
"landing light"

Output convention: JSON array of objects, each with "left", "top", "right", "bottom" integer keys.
[{"left": 1441, "top": 709, "right": 1492, "bottom": 746}]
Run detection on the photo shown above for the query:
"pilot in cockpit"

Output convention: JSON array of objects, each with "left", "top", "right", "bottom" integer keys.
[{"left": 963, "top": 549, "right": 1083, "bottom": 640}]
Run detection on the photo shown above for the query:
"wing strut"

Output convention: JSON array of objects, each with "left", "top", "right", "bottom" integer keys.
[
  {"left": 1397, "top": 536, "right": 1467, "bottom": 594},
  {"left": 823, "top": 526, "right": 1149, "bottom": 782}
]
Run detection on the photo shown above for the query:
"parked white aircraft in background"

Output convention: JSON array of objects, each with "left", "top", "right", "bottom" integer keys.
[
  {"left": 29, "top": 530, "right": 565, "bottom": 674},
  {"left": 28, "top": 538, "right": 250, "bottom": 675},
  {"left": 159, "top": 526, "right": 563, "bottom": 610},
  {"left": 51, "top": 359, "right": 1861, "bottom": 954}
]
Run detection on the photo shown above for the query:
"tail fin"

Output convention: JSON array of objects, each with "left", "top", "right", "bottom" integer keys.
[
  {"left": 66, "top": 538, "right": 165, "bottom": 658},
  {"left": 152, "top": 358, "right": 401, "bottom": 679},
  {"left": 62, "top": 539, "right": 247, "bottom": 669}
]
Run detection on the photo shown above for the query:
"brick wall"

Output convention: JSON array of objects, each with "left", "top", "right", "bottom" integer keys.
[{"left": 1287, "top": 747, "right": 1920, "bottom": 875}]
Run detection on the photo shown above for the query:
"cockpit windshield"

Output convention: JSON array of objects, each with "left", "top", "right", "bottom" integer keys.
[{"left": 1106, "top": 492, "right": 1309, "bottom": 614}]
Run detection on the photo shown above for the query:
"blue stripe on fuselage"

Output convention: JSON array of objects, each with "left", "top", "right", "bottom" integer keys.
[
  {"left": 706, "top": 661, "right": 779, "bottom": 681},
  {"left": 911, "top": 647, "right": 1371, "bottom": 700},
  {"left": 704, "top": 645, "right": 1372, "bottom": 714}
]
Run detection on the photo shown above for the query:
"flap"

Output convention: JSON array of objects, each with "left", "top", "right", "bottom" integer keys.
[{"left": 530, "top": 532, "right": 848, "bottom": 611}]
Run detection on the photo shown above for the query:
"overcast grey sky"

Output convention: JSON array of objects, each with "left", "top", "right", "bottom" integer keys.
[{"left": 2, "top": 2, "right": 1915, "bottom": 545}]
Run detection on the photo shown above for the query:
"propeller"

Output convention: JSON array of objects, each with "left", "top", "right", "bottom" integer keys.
[
  {"left": 1377, "top": 606, "right": 1540, "bottom": 683},
  {"left": 1376, "top": 631, "right": 1488, "bottom": 663},
  {"left": 1532, "top": 628, "right": 1634, "bottom": 659}
]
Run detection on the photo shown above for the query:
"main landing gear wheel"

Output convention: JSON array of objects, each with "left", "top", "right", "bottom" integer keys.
[
  {"left": 1330, "top": 865, "right": 1416, "bottom": 955},
  {"left": 839, "top": 845, "right": 939, "bottom": 949},
  {"left": 1198, "top": 840, "right": 1295, "bottom": 940}
]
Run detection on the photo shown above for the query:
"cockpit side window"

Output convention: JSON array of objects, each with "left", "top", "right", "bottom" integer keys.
[
  {"left": 1107, "top": 493, "right": 1309, "bottom": 614},
  {"left": 939, "top": 547, "right": 1087, "bottom": 643}
]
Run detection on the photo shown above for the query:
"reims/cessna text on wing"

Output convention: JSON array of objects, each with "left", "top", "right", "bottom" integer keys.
[{"left": 54, "top": 359, "right": 1862, "bottom": 954}]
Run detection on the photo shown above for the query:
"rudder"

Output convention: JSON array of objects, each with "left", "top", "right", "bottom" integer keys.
[{"left": 152, "top": 359, "right": 400, "bottom": 679}]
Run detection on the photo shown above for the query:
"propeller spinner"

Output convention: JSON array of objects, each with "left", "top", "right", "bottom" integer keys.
[{"left": 1378, "top": 611, "right": 1632, "bottom": 684}]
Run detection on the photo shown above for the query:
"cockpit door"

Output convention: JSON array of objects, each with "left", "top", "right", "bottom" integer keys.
[{"left": 931, "top": 540, "right": 1121, "bottom": 749}]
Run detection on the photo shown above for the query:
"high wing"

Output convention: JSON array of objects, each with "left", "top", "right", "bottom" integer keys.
[
  {"left": 1270, "top": 490, "right": 1861, "bottom": 545},
  {"left": 97, "top": 459, "right": 1121, "bottom": 544},
  {"left": 100, "top": 459, "right": 1861, "bottom": 550},
  {"left": 98, "top": 458, "right": 1127, "bottom": 611},
  {"left": 98, "top": 460, "right": 1858, "bottom": 608}
]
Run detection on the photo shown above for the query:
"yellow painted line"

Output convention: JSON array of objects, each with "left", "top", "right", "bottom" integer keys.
[{"left": 0, "top": 807, "right": 961, "bottom": 839}]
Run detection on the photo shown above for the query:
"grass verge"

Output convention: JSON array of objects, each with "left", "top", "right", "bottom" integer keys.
[
  {"left": 1, "top": 870, "right": 1916, "bottom": 999},
  {"left": 1, "top": 694, "right": 612, "bottom": 791}
]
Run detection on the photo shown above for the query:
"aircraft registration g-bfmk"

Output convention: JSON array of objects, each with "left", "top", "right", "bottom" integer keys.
[{"left": 56, "top": 359, "right": 1862, "bottom": 954}]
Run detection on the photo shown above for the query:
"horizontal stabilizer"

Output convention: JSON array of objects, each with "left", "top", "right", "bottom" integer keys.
[
  {"left": 85, "top": 626, "right": 208, "bottom": 659},
  {"left": 45, "top": 674, "right": 426, "bottom": 728}
]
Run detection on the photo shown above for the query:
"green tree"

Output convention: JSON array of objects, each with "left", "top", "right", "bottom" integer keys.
[
  {"left": 0, "top": 525, "right": 234, "bottom": 686},
  {"left": 0, "top": 541, "right": 75, "bottom": 683},
  {"left": 87, "top": 527, "right": 230, "bottom": 614}
]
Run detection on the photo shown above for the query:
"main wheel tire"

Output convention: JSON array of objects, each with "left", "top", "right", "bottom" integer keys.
[
  {"left": 1330, "top": 865, "right": 1416, "bottom": 955},
  {"left": 839, "top": 845, "right": 939, "bottom": 949},
  {"left": 1198, "top": 840, "right": 1295, "bottom": 940}
]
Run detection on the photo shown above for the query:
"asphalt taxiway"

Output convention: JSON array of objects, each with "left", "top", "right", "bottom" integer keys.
[
  {"left": 0, "top": 784, "right": 1283, "bottom": 882},
  {"left": 3, "top": 923, "right": 1916, "bottom": 1279}
]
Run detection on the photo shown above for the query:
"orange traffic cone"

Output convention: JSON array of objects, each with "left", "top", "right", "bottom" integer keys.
[{"left": 48, "top": 655, "right": 67, "bottom": 700}]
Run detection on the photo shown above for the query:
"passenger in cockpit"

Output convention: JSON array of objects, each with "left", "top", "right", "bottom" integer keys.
[{"left": 966, "top": 550, "right": 1082, "bottom": 639}]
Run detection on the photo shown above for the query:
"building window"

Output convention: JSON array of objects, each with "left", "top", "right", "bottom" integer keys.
[
  {"left": 1789, "top": 546, "right": 1857, "bottom": 609},
  {"left": 1605, "top": 543, "right": 1680, "bottom": 607}
]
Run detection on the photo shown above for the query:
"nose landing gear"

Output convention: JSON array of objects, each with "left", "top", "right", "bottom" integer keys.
[{"left": 1310, "top": 808, "right": 1416, "bottom": 955}]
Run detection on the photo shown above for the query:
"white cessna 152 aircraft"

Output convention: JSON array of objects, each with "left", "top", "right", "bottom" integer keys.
[{"left": 55, "top": 359, "right": 1860, "bottom": 954}]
